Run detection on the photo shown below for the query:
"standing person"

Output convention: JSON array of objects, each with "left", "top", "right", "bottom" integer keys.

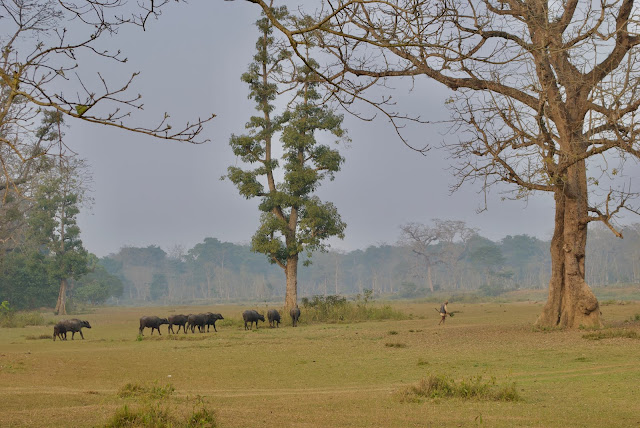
[{"left": 439, "top": 301, "right": 449, "bottom": 325}]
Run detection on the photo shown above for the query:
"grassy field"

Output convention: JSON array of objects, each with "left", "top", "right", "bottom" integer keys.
[{"left": 1, "top": 298, "right": 640, "bottom": 427}]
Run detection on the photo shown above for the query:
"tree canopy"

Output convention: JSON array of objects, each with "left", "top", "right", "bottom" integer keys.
[{"left": 225, "top": 9, "right": 348, "bottom": 309}]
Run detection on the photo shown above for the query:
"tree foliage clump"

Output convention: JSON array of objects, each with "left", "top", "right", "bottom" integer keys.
[{"left": 225, "top": 8, "right": 348, "bottom": 310}]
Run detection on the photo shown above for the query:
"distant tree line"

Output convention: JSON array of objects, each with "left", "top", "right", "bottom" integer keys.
[{"left": 98, "top": 223, "right": 640, "bottom": 305}]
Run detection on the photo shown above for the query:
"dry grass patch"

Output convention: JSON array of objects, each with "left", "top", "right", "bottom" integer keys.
[
  {"left": 25, "top": 334, "right": 53, "bottom": 340},
  {"left": 385, "top": 342, "right": 407, "bottom": 348},
  {"left": 582, "top": 328, "right": 640, "bottom": 340}
]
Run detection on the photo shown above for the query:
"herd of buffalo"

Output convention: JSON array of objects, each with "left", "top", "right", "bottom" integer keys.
[{"left": 52, "top": 306, "right": 302, "bottom": 341}]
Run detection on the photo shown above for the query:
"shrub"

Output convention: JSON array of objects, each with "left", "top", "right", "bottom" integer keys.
[
  {"left": 0, "top": 304, "right": 47, "bottom": 328},
  {"left": 105, "top": 392, "right": 218, "bottom": 428},
  {"left": 104, "top": 404, "right": 175, "bottom": 427},
  {"left": 104, "top": 403, "right": 218, "bottom": 428},
  {"left": 397, "top": 374, "right": 520, "bottom": 402},
  {"left": 301, "top": 294, "right": 406, "bottom": 323},
  {"left": 118, "top": 383, "right": 175, "bottom": 399},
  {"left": 186, "top": 404, "right": 217, "bottom": 428}
]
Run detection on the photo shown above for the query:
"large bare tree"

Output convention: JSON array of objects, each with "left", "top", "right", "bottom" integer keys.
[
  {"left": 400, "top": 220, "right": 476, "bottom": 292},
  {"left": 242, "top": 0, "right": 640, "bottom": 328}
]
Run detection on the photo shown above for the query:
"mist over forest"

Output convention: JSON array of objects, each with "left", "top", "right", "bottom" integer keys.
[{"left": 50, "top": 223, "right": 639, "bottom": 308}]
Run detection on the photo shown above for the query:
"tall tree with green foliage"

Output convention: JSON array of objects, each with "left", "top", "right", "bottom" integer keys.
[
  {"left": 226, "top": 9, "right": 347, "bottom": 310},
  {"left": 28, "top": 153, "right": 90, "bottom": 315}
]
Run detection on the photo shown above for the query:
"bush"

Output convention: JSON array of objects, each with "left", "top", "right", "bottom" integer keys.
[
  {"left": 301, "top": 294, "right": 406, "bottom": 323},
  {"left": 186, "top": 405, "right": 217, "bottom": 428},
  {"left": 106, "top": 386, "right": 217, "bottom": 428},
  {"left": 104, "top": 404, "right": 218, "bottom": 428},
  {"left": 0, "top": 302, "right": 47, "bottom": 328},
  {"left": 118, "top": 383, "right": 175, "bottom": 399},
  {"left": 397, "top": 374, "right": 520, "bottom": 402},
  {"left": 104, "top": 404, "right": 174, "bottom": 427}
]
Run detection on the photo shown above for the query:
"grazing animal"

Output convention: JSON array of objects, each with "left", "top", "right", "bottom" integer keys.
[
  {"left": 267, "top": 309, "right": 281, "bottom": 328},
  {"left": 52, "top": 322, "right": 67, "bottom": 341},
  {"left": 56, "top": 319, "right": 92, "bottom": 340},
  {"left": 242, "top": 310, "right": 265, "bottom": 330},
  {"left": 187, "top": 313, "right": 207, "bottom": 333},
  {"left": 290, "top": 306, "right": 301, "bottom": 327},
  {"left": 205, "top": 312, "right": 224, "bottom": 332},
  {"left": 168, "top": 314, "right": 189, "bottom": 334},
  {"left": 139, "top": 316, "right": 169, "bottom": 336}
]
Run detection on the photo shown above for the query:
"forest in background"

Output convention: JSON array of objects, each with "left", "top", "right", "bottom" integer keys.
[{"left": 96, "top": 223, "right": 640, "bottom": 306}]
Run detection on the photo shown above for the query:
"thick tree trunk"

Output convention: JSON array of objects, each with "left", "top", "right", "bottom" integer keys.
[
  {"left": 536, "top": 162, "right": 602, "bottom": 328},
  {"left": 284, "top": 255, "right": 298, "bottom": 311},
  {"left": 54, "top": 278, "right": 67, "bottom": 315},
  {"left": 426, "top": 265, "right": 434, "bottom": 293}
]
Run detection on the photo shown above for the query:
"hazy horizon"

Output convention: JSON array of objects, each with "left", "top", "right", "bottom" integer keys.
[{"left": 62, "top": 2, "right": 636, "bottom": 259}]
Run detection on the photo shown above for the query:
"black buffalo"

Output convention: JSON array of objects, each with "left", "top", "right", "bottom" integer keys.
[
  {"left": 54, "top": 319, "right": 91, "bottom": 340},
  {"left": 243, "top": 310, "right": 265, "bottom": 330},
  {"left": 290, "top": 306, "right": 301, "bottom": 327},
  {"left": 187, "top": 313, "right": 207, "bottom": 333},
  {"left": 52, "top": 323, "right": 66, "bottom": 341},
  {"left": 168, "top": 314, "right": 189, "bottom": 334},
  {"left": 139, "top": 316, "right": 169, "bottom": 335},
  {"left": 267, "top": 309, "right": 281, "bottom": 328},
  {"left": 205, "top": 312, "right": 224, "bottom": 332}
]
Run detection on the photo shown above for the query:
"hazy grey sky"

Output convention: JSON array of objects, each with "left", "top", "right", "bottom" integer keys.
[{"left": 62, "top": 2, "right": 635, "bottom": 257}]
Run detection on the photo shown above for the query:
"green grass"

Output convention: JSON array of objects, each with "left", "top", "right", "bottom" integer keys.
[{"left": 1, "top": 300, "right": 640, "bottom": 427}]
